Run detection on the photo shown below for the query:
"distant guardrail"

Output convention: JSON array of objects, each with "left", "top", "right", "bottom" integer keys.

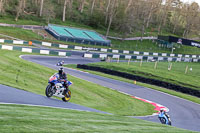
[
  {"left": 31, "top": 40, "right": 200, "bottom": 59},
  {"left": 83, "top": 53, "right": 200, "bottom": 62},
  {"left": 0, "top": 44, "right": 71, "bottom": 56},
  {"left": 0, "top": 23, "right": 45, "bottom": 30}
]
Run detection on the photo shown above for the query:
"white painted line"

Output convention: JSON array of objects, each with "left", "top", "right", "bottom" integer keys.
[
  {"left": 2, "top": 45, "right": 13, "bottom": 50},
  {"left": 101, "top": 48, "right": 107, "bottom": 52},
  {"left": 144, "top": 52, "right": 149, "bottom": 55},
  {"left": 147, "top": 56, "right": 153, "bottom": 60},
  {"left": 123, "top": 50, "right": 129, "bottom": 54},
  {"left": 153, "top": 53, "right": 158, "bottom": 56},
  {"left": 125, "top": 55, "right": 131, "bottom": 59},
  {"left": 99, "top": 54, "right": 107, "bottom": 58},
  {"left": 178, "top": 54, "right": 182, "bottom": 57},
  {"left": 185, "top": 55, "right": 189, "bottom": 58},
  {"left": 59, "top": 44, "right": 68, "bottom": 48},
  {"left": 84, "top": 53, "right": 93, "bottom": 58},
  {"left": 40, "top": 50, "right": 49, "bottom": 55},
  {"left": 0, "top": 39, "right": 5, "bottom": 43},
  {"left": 192, "top": 55, "right": 197, "bottom": 58},
  {"left": 136, "top": 56, "right": 143, "bottom": 59},
  {"left": 74, "top": 46, "right": 82, "bottom": 50},
  {"left": 22, "top": 48, "right": 32, "bottom": 53},
  {"left": 112, "top": 50, "right": 119, "bottom": 53},
  {"left": 168, "top": 57, "right": 172, "bottom": 61},
  {"left": 170, "top": 54, "right": 175, "bottom": 57},
  {"left": 112, "top": 55, "right": 120, "bottom": 58},
  {"left": 158, "top": 57, "right": 164, "bottom": 60},
  {"left": 13, "top": 40, "right": 23, "bottom": 44},
  {"left": 134, "top": 51, "right": 139, "bottom": 55},
  {"left": 58, "top": 52, "right": 66, "bottom": 56},
  {"left": 162, "top": 53, "right": 167, "bottom": 56},
  {"left": 42, "top": 42, "right": 52, "bottom": 47}
]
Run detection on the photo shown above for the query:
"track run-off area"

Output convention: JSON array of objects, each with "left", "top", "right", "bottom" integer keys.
[{"left": 0, "top": 52, "right": 200, "bottom": 132}]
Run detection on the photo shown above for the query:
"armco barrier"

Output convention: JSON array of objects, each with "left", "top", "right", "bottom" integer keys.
[
  {"left": 0, "top": 39, "right": 28, "bottom": 45},
  {"left": 77, "top": 64, "right": 200, "bottom": 98},
  {"left": 0, "top": 44, "right": 71, "bottom": 56},
  {"left": 31, "top": 40, "right": 200, "bottom": 59},
  {"left": 83, "top": 53, "right": 200, "bottom": 62}
]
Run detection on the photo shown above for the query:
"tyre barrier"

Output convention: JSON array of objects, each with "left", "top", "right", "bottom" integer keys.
[
  {"left": 77, "top": 64, "right": 200, "bottom": 98},
  {"left": 0, "top": 44, "right": 71, "bottom": 56}
]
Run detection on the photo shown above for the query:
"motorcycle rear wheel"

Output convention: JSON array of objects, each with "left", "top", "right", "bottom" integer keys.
[
  {"left": 45, "top": 84, "right": 53, "bottom": 97},
  {"left": 62, "top": 90, "right": 71, "bottom": 102}
]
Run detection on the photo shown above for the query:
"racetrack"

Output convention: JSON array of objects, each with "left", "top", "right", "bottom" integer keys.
[{"left": 0, "top": 53, "right": 200, "bottom": 132}]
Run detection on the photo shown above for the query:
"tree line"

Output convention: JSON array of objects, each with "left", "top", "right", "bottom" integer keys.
[{"left": 0, "top": 0, "right": 199, "bottom": 38}]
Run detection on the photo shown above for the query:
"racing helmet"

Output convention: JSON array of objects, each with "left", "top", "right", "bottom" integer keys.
[
  {"left": 58, "top": 67, "right": 64, "bottom": 74},
  {"left": 160, "top": 108, "right": 165, "bottom": 112}
]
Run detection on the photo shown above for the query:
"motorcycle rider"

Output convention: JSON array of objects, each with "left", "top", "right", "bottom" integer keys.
[
  {"left": 58, "top": 68, "right": 68, "bottom": 90},
  {"left": 159, "top": 108, "right": 170, "bottom": 125}
]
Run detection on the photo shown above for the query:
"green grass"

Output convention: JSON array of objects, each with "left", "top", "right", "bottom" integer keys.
[
  {"left": 64, "top": 63, "right": 200, "bottom": 104},
  {"left": 0, "top": 104, "right": 195, "bottom": 133},
  {"left": 111, "top": 39, "right": 200, "bottom": 55},
  {"left": 0, "top": 49, "right": 156, "bottom": 116},
  {"left": 84, "top": 61, "right": 200, "bottom": 91},
  {"left": 0, "top": 26, "right": 44, "bottom": 41}
]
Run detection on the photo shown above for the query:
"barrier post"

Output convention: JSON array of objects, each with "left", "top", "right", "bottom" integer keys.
[
  {"left": 170, "top": 63, "right": 172, "bottom": 70},
  {"left": 185, "top": 65, "right": 188, "bottom": 74},
  {"left": 154, "top": 61, "right": 157, "bottom": 69},
  {"left": 117, "top": 57, "right": 119, "bottom": 63},
  {"left": 133, "top": 80, "right": 136, "bottom": 84},
  {"left": 140, "top": 59, "right": 143, "bottom": 67},
  {"left": 128, "top": 58, "right": 130, "bottom": 65}
]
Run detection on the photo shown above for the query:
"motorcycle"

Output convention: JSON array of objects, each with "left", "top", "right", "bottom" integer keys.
[
  {"left": 57, "top": 61, "right": 64, "bottom": 66},
  {"left": 158, "top": 112, "right": 172, "bottom": 125},
  {"left": 45, "top": 73, "right": 72, "bottom": 102}
]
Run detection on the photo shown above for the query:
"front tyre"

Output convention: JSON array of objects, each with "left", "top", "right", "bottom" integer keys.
[
  {"left": 62, "top": 90, "right": 71, "bottom": 102},
  {"left": 159, "top": 117, "right": 166, "bottom": 124},
  {"left": 45, "top": 84, "right": 53, "bottom": 97}
]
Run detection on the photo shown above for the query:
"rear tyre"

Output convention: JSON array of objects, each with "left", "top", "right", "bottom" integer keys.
[
  {"left": 62, "top": 90, "right": 71, "bottom": 102},
  {"left": 45, "top": 84, "right": 53, "bottom": 97}
]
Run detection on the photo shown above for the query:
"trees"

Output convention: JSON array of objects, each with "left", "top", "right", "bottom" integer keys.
[
  {"left": 62, "top": 0, "right": 68, "bottom": 21},
  {"left": 15, "top": 0, "right": 25, "bottom": 21},
  {"left": 78, "top": 0, "right": 85, "bottom": 13},
  {"left": 106, "top": 0, "right": 118, "bottom": 37},
  {"left": 0, "top": 0, "right": 199, "bottom": 38},
  {"left": 39, "top": 0, "right": 44, "bottom": 17},
  {"left": 0, "top": 0, "right": 4, "bottom": 13}
]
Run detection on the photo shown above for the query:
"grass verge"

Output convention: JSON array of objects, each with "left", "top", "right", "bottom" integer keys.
[
  {"left": 0, "top": 104, "right": 196, "bottom": 133},
  {"left": 84, "top": 62, "right": 200, "bottom": 91},
  {"left": 0, "top": 49, "right": 155, "bottom": 116},
  {"left": 64, "top": 64, "right": 200, "bottom": 105}
]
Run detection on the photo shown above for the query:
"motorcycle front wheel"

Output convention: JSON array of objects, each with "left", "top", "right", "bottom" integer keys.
[
  {"left": 45, "top": 84, "right": 54, "bottom": 97},
  {"left": 159, "top": 117, "right": 166, "bottom": 124},
  {"left": 62, "top": 89, "right": 71, "bottom": 102}
]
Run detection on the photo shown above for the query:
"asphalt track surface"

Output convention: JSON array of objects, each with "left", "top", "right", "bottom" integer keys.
[{"left": 1, "top": 53, "right": 200, "bottom": 132}]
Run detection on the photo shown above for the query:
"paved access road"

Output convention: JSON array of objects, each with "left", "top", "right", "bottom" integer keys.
[{"left": 0, "top": 54, "right": 200, "bottom": 132}]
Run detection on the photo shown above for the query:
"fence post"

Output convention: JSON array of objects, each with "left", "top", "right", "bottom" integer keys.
[
  {"left": 128, "top": 58, "right": 130, "bottom": 65},
  {"left": 154, "top": 61, "right": 157, "bottom": 69},
  {"left": 140, "top": 58, "right": 143, "bottom": 67},
  {"left": 185, "top": 65, "right": 188, "bottom": 74}
]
